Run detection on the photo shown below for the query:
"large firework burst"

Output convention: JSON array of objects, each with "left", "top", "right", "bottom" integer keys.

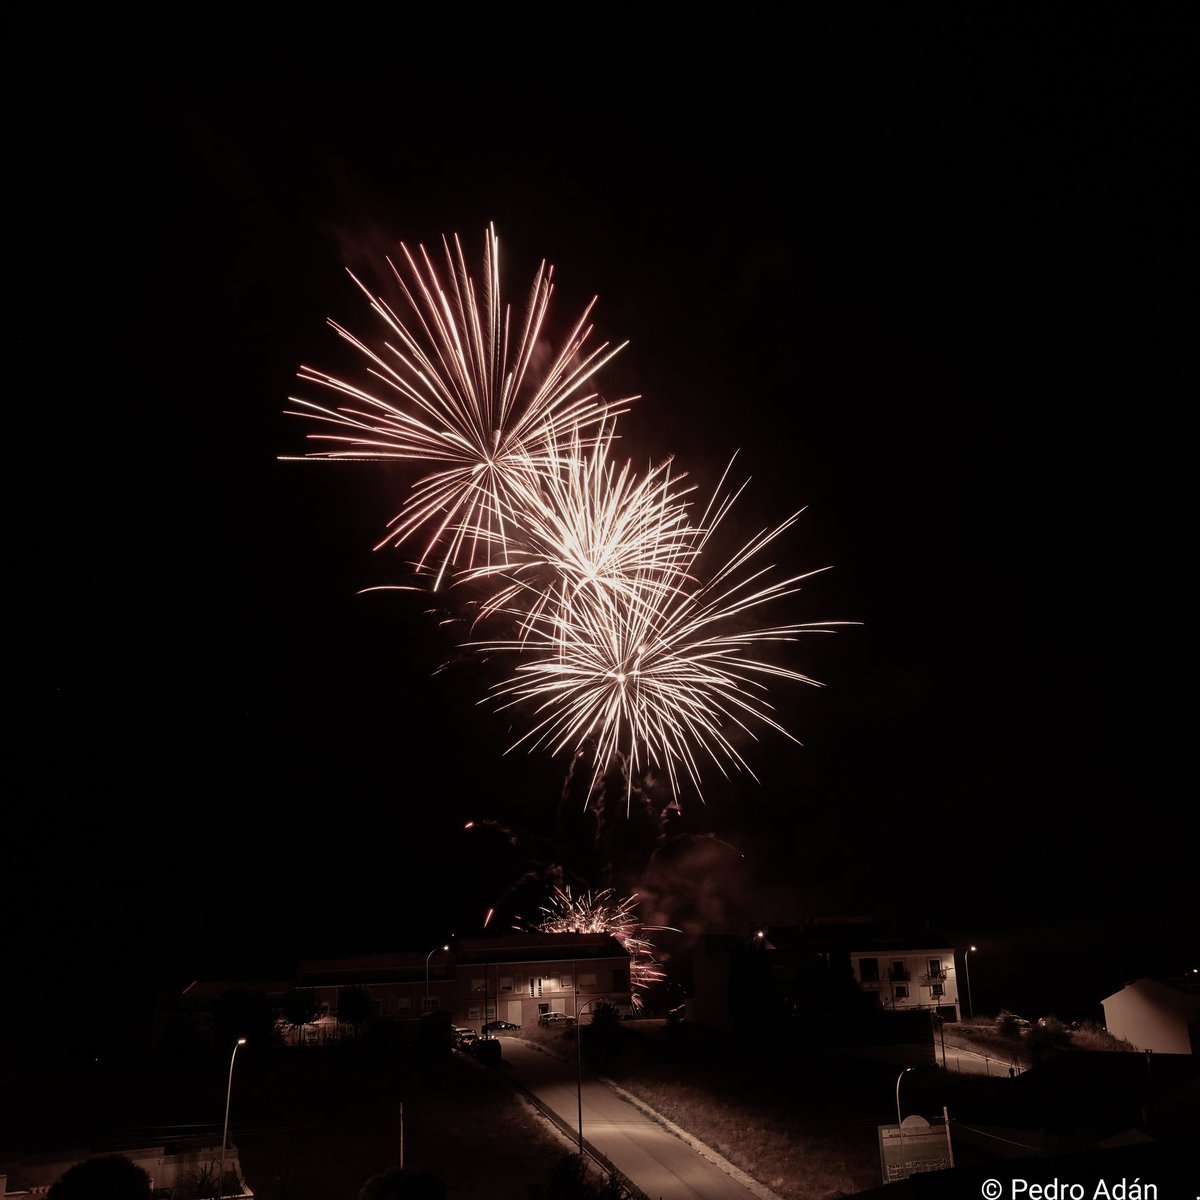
[
  {"left": 477, "top": 463, "right": 846, "bottom": 806},
  {"left": 283, "top": 224, "right": 633, "bottom": 587}
]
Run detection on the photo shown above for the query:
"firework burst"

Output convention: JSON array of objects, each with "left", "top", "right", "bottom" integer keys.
[
  {"left": 527, "top": 885, "right": 671, "bottom": 1000},
  {"left": 283, "top": 224, "right": 633, "bottom": 587},
  {"left": 477, "top": 463, "right": 848, "bottom": 806},
  {"left": 458, "top": 423, "right": 701, "bottom": 636}
]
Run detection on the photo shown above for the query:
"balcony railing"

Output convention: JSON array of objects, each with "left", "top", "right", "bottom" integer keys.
[{"left": 921, "top": 970, "right": 947, "bottom": 983}]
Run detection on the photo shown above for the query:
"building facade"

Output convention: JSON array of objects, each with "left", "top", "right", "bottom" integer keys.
[
  {"left": 1101, "top": 977, "right": 1200, "bottom": 1055},
  {"left": 158, "top": 932, "right": 634, "bottom": 1046}
]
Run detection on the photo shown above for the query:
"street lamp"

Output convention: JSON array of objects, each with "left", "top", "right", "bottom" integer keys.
[
  {"left": 575, "top": 998, "right": 601, "bottom": 1154},
  {"left": 219, "top": 1038, "right": 246, "bottom": 1199},
  {"left": 964, "top": 945, "right": 976, "bottom": 1020},
  {"left": 425, "top": 943, "right": 449, "bottom": 1010},
  {"left": 895, "top": 1066, "right": 915, "bottom": 1177}
]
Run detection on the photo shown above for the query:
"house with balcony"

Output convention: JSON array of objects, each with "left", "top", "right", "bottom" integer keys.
[
  {"left": 687, "top": 918, "right": 962, "bottom": 1031},
  {"left": 848, "top": 942, "right": 961, "bottom": 1020}
]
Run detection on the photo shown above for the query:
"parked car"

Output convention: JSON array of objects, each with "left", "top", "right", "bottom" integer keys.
[
  {"left": 482, "top": 1019, "right": 520, "bottom": 1033},
  {"left": 537, "top": 1011, "right": 576, "bottom": 1027},
  {"left": 453, "top": 1028, "right": 479, "bottom": 1048}
]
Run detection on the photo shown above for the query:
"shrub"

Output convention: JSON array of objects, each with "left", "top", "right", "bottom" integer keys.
[
  {"left": 1072, "top": 1020, "right": 1136, "bottom": 1052},
  {"left": 995, "top": 1010, "right": 1021, "bottom": 1038},
  {"left": 48, "top": 1156, "right": 152, "bottom": 1200},
  {"left": 1028, "top": 1015, "right": 1070, "bottom": 1055}
]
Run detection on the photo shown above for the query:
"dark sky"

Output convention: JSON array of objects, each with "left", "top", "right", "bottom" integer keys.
[{"left": 10, "top": 16, "right": 1194, "bottom": 1053}]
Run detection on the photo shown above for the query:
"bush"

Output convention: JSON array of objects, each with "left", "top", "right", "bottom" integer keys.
[
  {"left": 1027, "top": 1015, "right": 1071, "bottom": 1055},
  {"left": 996, "top": 1010, "right": 1021, "bottom": 1038},
  {"left": 527, "top": 1153, "right": 630, "bottom": 1199},
  {"left": 1072, "top": 1019, "right": 1136, "bottom": 1052},
  {"left": 48, "top": 1156, "right": 152, "bottom": 1200}
]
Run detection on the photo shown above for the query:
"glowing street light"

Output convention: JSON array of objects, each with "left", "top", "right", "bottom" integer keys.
[
  {"left": 964, "top": 945, "right": 977, "bottom": 1019},
  {"left": 895, "top": 1066, "right": 915, "bottom": 1177},
  {"left": 219, "top": 1038, "right": 246, "bottom": 1199},
  {"left": 425, "top": 944, "right": 450, "bottom": 1011}
]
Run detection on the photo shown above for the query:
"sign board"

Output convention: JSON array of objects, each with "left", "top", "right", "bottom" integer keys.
[{"left": 877, "top": 1115, "right": 952, "bottom": 1183}]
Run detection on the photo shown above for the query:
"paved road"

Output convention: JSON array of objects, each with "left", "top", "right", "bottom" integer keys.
[
  {"left": 491, "top": 1037, "right": 772, "bottom": 1200},
  {"left": 939, "top": 1045, "right": 1025, "bottom": 1077}
]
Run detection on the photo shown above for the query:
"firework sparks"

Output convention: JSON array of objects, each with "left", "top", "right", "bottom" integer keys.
[
  {"left": 477, "top": 463, "right": 849, "bottom": 806},
  {"left": 527, "top": 885, "right": 672, "bottom": 1000},
  {"left": 283, "top": 224, "right": 633, "bottom": 587},
  {"left": 459, "top": 423, "right": 701, "bottom": 636}
]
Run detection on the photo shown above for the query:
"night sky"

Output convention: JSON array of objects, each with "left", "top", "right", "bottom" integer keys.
[{"left": 10, "top": 17, "right": 1194, "bottom": 1058}]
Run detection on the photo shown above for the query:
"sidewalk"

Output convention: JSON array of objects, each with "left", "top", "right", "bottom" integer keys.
[{"left": 492, "top": 1037, "right": 783, "bottom": 1200}]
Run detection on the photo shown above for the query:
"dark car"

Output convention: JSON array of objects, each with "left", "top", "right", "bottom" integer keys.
[
  {"left": 537, "top": 1011, "right": 576, "bottom": 1027},
  {"left": 453, "top": 1027, "right": 479, "bottom": 1048},
  {"left": 482, "top": 1019, "right": 520, "bottom": 1033}
]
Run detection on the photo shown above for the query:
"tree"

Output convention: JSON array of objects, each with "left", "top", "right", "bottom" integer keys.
[
  {"left": 48, "top": 1156, "right": 152, "bottom": 1200},
  {"left": 280, "top": 987, "right": 321, "bottom": 1045},
  {"left": 580, "top": 1000, "right": 624, "bottom": 1068},
  {"left": 337, "top": 984, "right": 374, "bottom": 1036}
]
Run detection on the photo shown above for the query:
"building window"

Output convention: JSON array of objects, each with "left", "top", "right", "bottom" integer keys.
[
  {"left": 578, "top": 972, "right": 597, "bottom": 988},
  {"left": 471, "top": 978, "right": 485, "bottom": 992},
  {"left": 895, "top": 985, "right": 909, "bottom": 1000},
  {"left": 931, "top": 983, "right": 944, "bottom": 997},
  {"left": 859, "top": 958, "right": 879, "bottom": 983},
  {"left": 500, "top": 977, "right": 514, "bottom": 993},
  {"left": 468, "top": 1006, "right": 481, "bottom": 1021},
  {"left": 891, "top": 960, "right": 908, "bottom": 982},
  {"left": 612, "top": 967, "right": 629, "bottom": 991},
  {"left": 530, "top": 977, "right": 543, "bottom": 997},
  {"left": 928, "top": 958, "right": 943, "bottom": 977},
  {"left": 421, "top": 997, "right": 439, "bottom": 1011},
  {"left": 397, "top": 996, "right": 412, "bottom": 1010}
]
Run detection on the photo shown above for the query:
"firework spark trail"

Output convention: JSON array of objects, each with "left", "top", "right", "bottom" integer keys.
[
  {"left": 457, "top": 423, "right": 702, "bottom": 637},
  {"left": 282, "top": 224, "right": 634, "bottom": 587},
  {"left": 476, "top": 464, "right": 851, "bottom": 807},
  {"left": 525, "top": 885, "right": 674, "bottom": 999}
]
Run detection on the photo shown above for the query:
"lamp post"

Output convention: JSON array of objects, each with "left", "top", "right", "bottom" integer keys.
[
  {"left": 964, "top": 945, "right": 976, "bottom": 1019},
  {"left": 219, "top": 1038, "right": 246, "bottom": 1199},
  {"left": 425, "top": 943, "right": 449, "bottom": 1011},
  {"left": 575, "top": 999, "right": 600, "bottom": 1154},
  {"left": 895, "top": 1066, "right": 915, "bottom": 1177}
]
